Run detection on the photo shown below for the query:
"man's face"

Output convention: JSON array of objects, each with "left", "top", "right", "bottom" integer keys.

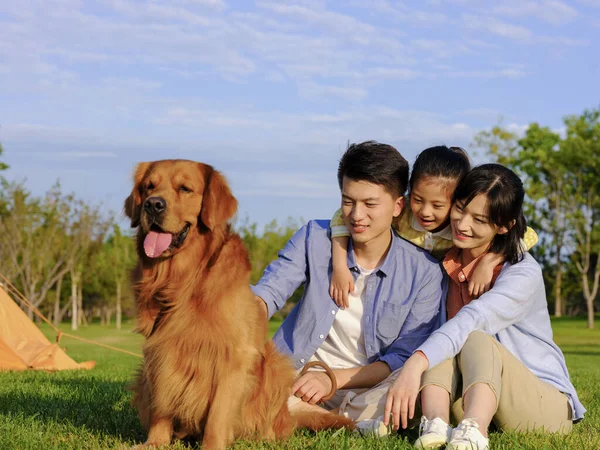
[{"left": 341, "top": 177, "right": 404, "bottom": 245}]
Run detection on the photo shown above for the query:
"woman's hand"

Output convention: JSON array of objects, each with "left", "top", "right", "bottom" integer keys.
[{"left": 384, "top": 351, "right": 429, "bottom": 430}]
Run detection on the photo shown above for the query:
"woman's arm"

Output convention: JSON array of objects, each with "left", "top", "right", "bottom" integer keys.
[{"left": 419, "top": 253, "right": 542, "bottom": 370}]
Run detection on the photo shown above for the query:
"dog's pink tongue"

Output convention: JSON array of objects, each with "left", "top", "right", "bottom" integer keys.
[{"left": 144, "top": 231, "right": 172, "bottom": 258}]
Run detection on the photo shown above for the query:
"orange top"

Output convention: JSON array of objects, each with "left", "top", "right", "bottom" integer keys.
[{"left": 443, "top": 247, "right": 504, "bottom": 320}]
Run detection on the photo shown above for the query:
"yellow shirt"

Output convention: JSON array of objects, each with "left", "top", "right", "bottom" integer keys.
[
  {"left": 330, "top": 208, "right": 539, "bottom": 261},
  {"left": 330, "top": 208, "right": 453, "bottom": 260}
]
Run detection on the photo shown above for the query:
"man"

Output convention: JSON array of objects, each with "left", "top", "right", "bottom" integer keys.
[{"left": 252, "top": 141, "right": 446, "bottom": 433}]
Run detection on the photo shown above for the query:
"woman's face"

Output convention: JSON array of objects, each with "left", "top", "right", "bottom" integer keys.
[{"left": 450, "top": 193, "right": 507, "bottom": 258}]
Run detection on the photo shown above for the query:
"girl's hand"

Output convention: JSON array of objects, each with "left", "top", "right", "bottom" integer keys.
[
  {"left": 329, "top": 267, "right": 355, "bottom": 309},
  {"left": 469, "top": 253, "right": 499, "bottom": 298},
  {"left": 384, "top": 352, "right": 429, "bottom": 430}
]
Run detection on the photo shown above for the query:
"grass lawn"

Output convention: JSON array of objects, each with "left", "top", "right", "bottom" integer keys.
[{"left": 0, "top": 316, "right": 598, "bottom": 449}]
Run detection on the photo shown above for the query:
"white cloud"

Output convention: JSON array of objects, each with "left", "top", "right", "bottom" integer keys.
[
  {"left": 154, "top": 107, "right": 276, "bottom": 128},
  {"left": 101, "top": 77, "right": 163, "bottom": 91},
  {"left": 298, "top": 83, "right": 369, "bottom": 101},
  {"left": 463, "top": 14, "right": 533, "bottom": 41},
  {"left": 235, "top": 172, "right": 338, "bottom": 199},
  {"left": 29, "top": 151, "right": 119, "bottom": 160},
  {"left": 446, "top": 68, "right": 529, "bottom": 79},
  {"left": 536, "top": 36, "right": 590, "bottom": 46},
  {"left": 368, "top": 0, "right": 449, "bottom": 25},
  {"left": 493, "top": 1, "right": 579, "bottom": 26},
  {"left": 455, "top": 108, "right": 505, "bottom": 121}
]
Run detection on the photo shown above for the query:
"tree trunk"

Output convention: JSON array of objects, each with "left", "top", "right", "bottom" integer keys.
[
  {"left": 26, "top": 285, "right": 35, "bottom": 320},
  {"left": 77, "top": 282, "right": 88, "bottom": 326},
  {"left": 553, "top": 184, "right": 564, "bottom": 318},
  {"left": 581, "top": 263, "right": 599, "bottom": 330},
  {"left": 116, "top": 281, "right": 122, "bottom": 330},
  {"left": 53, "top": 274, "right": 63, "bottom": 326},
  {"left": 554, "top": 258, "right": 563, "bottom": 317},
  {"left": 71, "top": 271, "right": 78, "bottom": 331},
  {"left": 106, "top": 307, "right": 111, "bottom": 327}
]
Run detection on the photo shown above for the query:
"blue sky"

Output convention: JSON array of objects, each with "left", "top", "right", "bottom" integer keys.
[{"left": 1, "top": 0, "right": 599, "bottom": 230}]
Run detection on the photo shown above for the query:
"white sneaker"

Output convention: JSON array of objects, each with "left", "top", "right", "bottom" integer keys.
[
  {"left": 413, "top": 416, "right": 452, "bottom": 449},
  {"left": 354, "top": 415, "right": 393, "bottom": 438},
  {"left": 447, "top": 418, "right": 489, "bottom": 450}
]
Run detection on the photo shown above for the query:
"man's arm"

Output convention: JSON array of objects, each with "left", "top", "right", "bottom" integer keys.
[
  {"left": 292, "top": 361, "right": 391, "bottom": 405},
  {"left": 250, "top": 223, "right": 310, "bottom": 319},
  {"left": 377, "top": 267, "right": 447, "bottom": 372}
]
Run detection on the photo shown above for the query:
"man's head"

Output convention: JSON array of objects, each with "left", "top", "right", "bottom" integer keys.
[{"left": 337, "top": 141, "right": 408, "bottom": 246}]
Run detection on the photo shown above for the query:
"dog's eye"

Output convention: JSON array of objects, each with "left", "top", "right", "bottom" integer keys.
[
  {"left": 179, "top": 185, "right": 192, "bottom": 193},
  {"left": 146, "top": 182, "right": 155, "bottom": 191}
]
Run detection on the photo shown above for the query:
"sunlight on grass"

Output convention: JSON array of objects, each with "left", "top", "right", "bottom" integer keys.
[{"left": 0, "top": 317, "right": 598, "bottom": 449}]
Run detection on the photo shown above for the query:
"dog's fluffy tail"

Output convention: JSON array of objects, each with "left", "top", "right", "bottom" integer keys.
[{"left": 291, "top": 409, "right": 355, "bottom": 431}]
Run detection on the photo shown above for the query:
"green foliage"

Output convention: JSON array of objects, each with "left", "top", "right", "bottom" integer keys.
[
  {"left": 0, "top": 143, "right": 8, "bottom": 172},
  {"left": 473, "top": 107, "right": 600, "bottom": 325},
  {"left": 0, "top": 318, "right": 597, "bottom": 449},
  {"left": 85, "top": 225, "right": 137, "bottom": 311},
  {"left": 236, "top": 217, "right": 304, "bottom": 318}
]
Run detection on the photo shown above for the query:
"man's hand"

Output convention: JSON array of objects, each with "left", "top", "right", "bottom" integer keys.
[
  {"left": 292, "top": 371, "right": 333, "bottom": 405},
  {"left": 255, "top": 296, "right": 268, "bottom": 321}
]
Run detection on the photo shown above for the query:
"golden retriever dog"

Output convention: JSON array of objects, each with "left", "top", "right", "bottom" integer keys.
[{"left": 125, "top": 160, "right": 354, "bottom": 449}]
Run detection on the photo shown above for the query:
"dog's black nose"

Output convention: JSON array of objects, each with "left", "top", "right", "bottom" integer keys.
[{"left": 144, "top": 197, "right": 167, "bottom": 215}]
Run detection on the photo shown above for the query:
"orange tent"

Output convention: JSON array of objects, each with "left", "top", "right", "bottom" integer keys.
[{"left": 0, "top": 285, "right": 94, "bottom": 371}]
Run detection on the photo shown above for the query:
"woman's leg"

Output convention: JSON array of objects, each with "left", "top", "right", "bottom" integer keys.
[
  {"left": 414, "top": 358, "right": 460, "bottom": 448},
  {"left": 420, "top": 357, "right": 459, "bottom": 423},
  {"left": 458, "top": 331, "right": 572, "bottom": 434}
]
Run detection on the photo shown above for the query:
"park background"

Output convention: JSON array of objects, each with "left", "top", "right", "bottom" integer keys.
[{"left": 0, "top": 0, "right": 599, "bottom": 448}]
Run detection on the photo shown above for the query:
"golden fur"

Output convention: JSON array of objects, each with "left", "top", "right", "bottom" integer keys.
[{"left": 125, "top": 160, "right": 353, "bottom": 449}]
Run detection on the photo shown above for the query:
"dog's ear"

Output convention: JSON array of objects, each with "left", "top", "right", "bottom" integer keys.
[
  {"left": 200, "top": 165, "right": 238, "bottom": 231},
  {"left": 124, "top": 162, "right": 151, "bottom": 228}
]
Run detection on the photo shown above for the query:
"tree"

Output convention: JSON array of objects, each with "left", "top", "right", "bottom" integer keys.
[
  {"left": 236, "top": 217, "right": 302, "bottom": 318},
  {"left": 562, "top": 107, "right": 600, "bottom": 329},
  {"left": 516, "top": 124, "right": 568, "bottom": 317},
  {"left": 473, "top": 123, "right": 571, "bottom": 317},
  {"left": 0, "top": 143, "right": 8, "bottom": 172},
  {"left": 87, "top": 224, "right": 136, "bottom": 329},
  {"left": 64, "top": 202, "right": 109, "bottom": 330},
  {"left": 0, "top": 182, "right": 107, "bottom": 322}
]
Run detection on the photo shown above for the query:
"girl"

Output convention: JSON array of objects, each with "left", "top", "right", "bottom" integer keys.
[
  {"left": 384, "top": 164, "right": 585, "bottom": 450},
  {"left": 329, "top": 146, "right": 537, "bottom": 309}
]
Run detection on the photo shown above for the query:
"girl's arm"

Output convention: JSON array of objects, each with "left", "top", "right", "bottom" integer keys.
[
  {"left": 469, "top": 226, "right": 539, "bottom": 297},
  {"left": 329, "top": 209, "right": 354, "bottom": 309}
]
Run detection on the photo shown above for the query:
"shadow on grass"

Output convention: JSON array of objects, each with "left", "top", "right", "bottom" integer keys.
[
  {"left": 562, "top": 350, "right": 600, "bottom": 356},
  {"left": 0, "top": 375, "right": 145, "bottom": 442}
]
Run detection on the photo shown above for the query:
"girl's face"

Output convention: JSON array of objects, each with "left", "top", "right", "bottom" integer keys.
[
  {"left": 450, "top": 193, "right": 508, "bottom": 258},
  {"left": 410, "top": 177, "right": 455, "bottom": 232}
]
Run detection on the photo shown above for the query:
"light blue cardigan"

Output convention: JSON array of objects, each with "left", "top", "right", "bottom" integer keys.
[{"left": 418, "top": 252, "right": 586, "bottom": 422}]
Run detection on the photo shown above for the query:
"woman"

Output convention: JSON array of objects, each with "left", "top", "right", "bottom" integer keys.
[{"left": 384, "top": 164, "right": 585, "bottom": 450}]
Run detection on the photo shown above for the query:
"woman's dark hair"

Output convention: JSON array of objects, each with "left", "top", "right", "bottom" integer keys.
[
  {"left": 453, "top": 163, "right": 526, "bottom": 264},
  {"left": 338, "top": 141, "right": 409, "bottom": 198},
  {"left": 409, "top": 146, "right": 471, "bottom": 192}
]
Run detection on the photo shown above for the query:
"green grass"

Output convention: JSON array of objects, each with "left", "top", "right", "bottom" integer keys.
[{"left": 0, "top": 317, "right": 599, "bottom": 449}]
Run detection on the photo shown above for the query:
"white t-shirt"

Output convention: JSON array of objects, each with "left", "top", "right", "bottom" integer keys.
[{"left": 310, "top": 265, "right": 376, "bottom": 369}]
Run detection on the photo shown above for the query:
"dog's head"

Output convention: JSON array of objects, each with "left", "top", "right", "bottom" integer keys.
[{"left": 124, "top": 160, "right": 237, "bottom": 259}]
